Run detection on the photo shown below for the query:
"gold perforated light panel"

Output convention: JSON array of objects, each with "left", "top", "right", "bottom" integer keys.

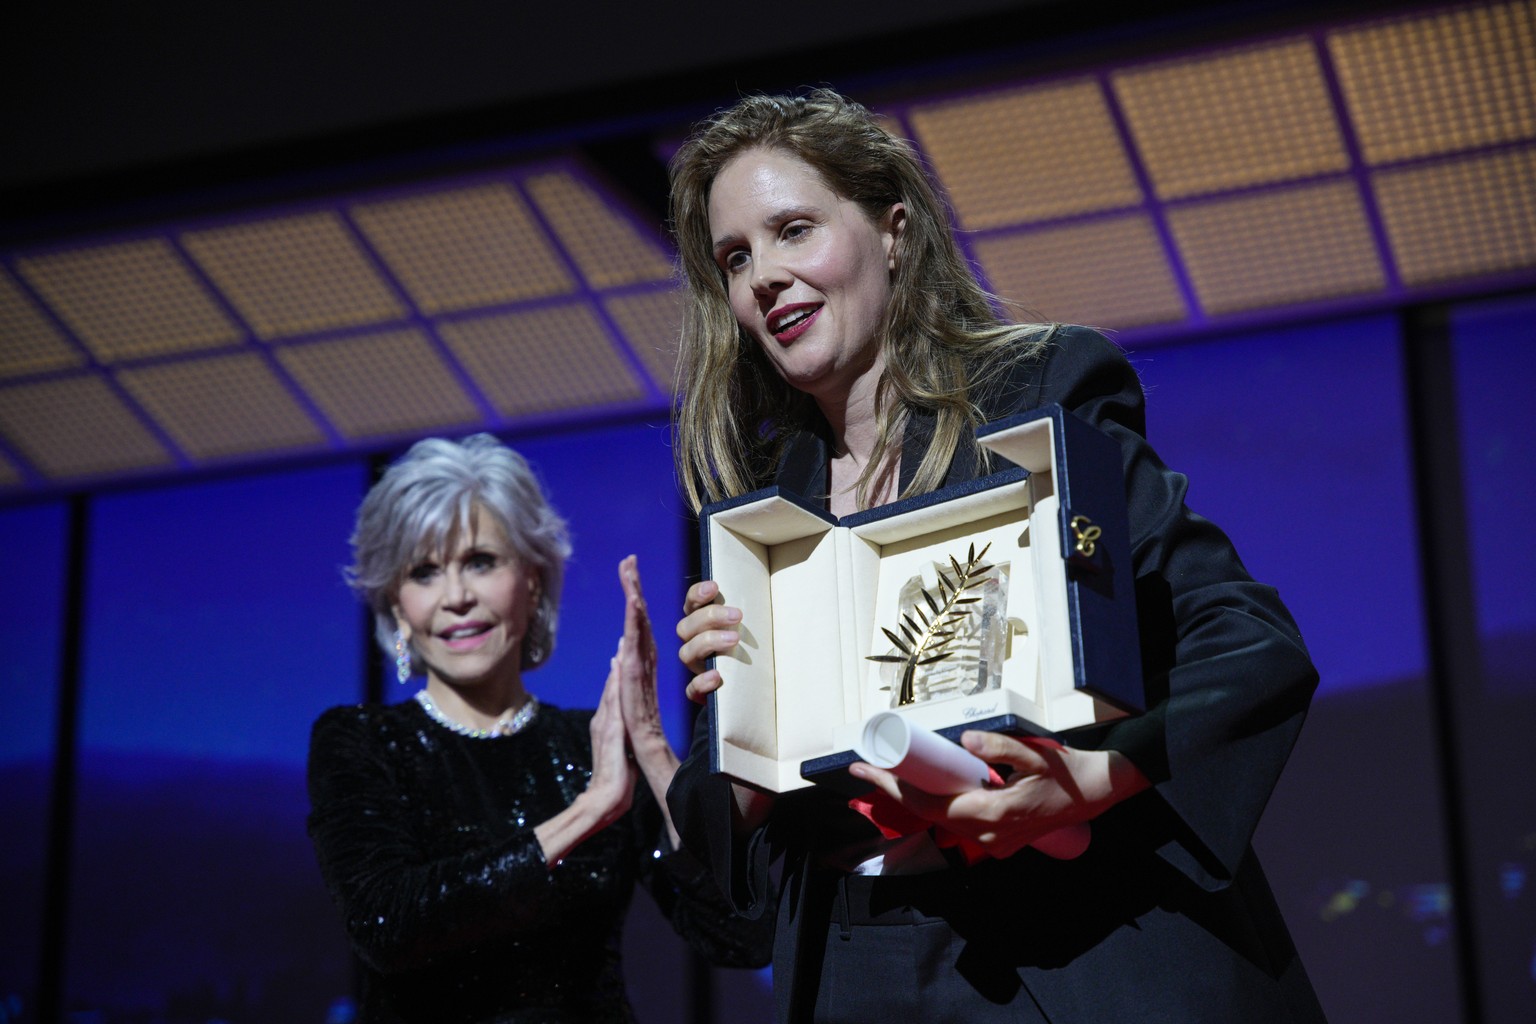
[
  {"left": 525, "top": 172, "right": 674, "bottom": 289},
  {"left": 184, "top": 213, "right": 407, "bottom": 339},
  {"left": 1376, "top": 147, "right": 1536, "bottom": 284},
  {"left": 438, "top": 304, "right": 646, "bottom": 417},
  {"left": 1114, "top": 39, "right": 1349, "bottom": 199},
  {"left": 3, "top": 3, "right": 1533, "bottom": 501},
  {"left": 0, "top": 270, "right": 83, "bottom": 378},
  {"left": 1169, "top": 180, "right": 1384, "bottom": 314},
  {"left": 974, "top": 215, "right": 1187, "bottom": 329},
  {"left": 0, "top": 375, "right": 173, "bottom": 478},
  {"left": 908, "top": 82, "right": 1142, "bottom": 229},
  {"left": 603, "top": 288, "right": 683, "bottom": 392},
  {"left": 1330, "top": 2, "right": 1536, "bottom": 165},
  {"left": 16, "top": 240, "right": 243, "bottom": 362},
  {"left": 276, "top": 329, "right": 480, "bottom": 439},
  {"left": 352, "top": 184, "right": 577, "bottom": 314},
  {"left": 117, "top": 353, "right": 326, "bottom": 460}
]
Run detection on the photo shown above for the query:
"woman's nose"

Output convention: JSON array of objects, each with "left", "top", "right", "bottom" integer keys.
[
  {"left": 751, "top": 251, "right": 791, "bottom": 295},
  {"left": 442, "top": 569, "right": 474, "bottom": 608}
]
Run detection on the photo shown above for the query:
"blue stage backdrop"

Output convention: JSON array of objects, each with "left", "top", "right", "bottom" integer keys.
[
  {"left": 66, "top": 462, "right": 365, "bottom": 1020},
  {"left": 1450, "top": 295, "right": 1536, "bottom": 1024},
  {"left": 0, "top": 501, "right": 68, "bottom": 1023},
  {"left": 1133, "top": 313, "right": 1458, "bottom": 1023}
]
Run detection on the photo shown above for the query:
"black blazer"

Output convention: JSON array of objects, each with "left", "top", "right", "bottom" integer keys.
[{"left": 669, "top": 328, "right": 1327, "bottom": 1022}]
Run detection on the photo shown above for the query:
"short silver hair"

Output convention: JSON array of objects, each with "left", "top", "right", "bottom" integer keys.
[{"left": 346, "top": 434, "right": 572, "bottom": 672}]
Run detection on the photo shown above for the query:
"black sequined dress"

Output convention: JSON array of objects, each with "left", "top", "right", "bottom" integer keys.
[{"left": 307, "top": 699, "right": 768, "bottom": 1023}]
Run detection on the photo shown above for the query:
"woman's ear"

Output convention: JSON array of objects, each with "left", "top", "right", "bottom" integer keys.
[{"left": 883, "top": 202, "right": 907, "bottom": 271}]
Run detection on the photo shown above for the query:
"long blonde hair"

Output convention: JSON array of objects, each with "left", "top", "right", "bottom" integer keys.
[{"left": 669, "top": 89, "right": 1053, "bottom": 513}]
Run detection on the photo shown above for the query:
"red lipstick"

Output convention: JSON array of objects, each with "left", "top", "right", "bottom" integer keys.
[{"left": 770, "top": 303, "right": 822, "bottom": 344}]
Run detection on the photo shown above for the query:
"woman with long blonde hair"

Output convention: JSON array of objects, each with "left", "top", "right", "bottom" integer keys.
[{"left": 667, "top": 90, "right": 1326, "bottom": 1023}]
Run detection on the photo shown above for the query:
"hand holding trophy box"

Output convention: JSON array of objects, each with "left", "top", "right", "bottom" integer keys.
[{"left": 699, "top": 404, "right": 1145, "bottom": 796}]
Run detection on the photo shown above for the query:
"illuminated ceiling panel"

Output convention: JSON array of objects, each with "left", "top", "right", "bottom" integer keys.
[
  {"left": 1113, "top": 39, "right": 1348, "bottom": 199},
  {"left": 439, "top": 303, "right": 647, "bottom": 417},
  {"left": 1375, "top": 147, "right": 1536, "bottom": 285},
  {"left": 184, "top": 212, "right": 408, "bottom": 339},
  {"left": 908, "top": 81, "right": 1141, "bottom": 228},
  {"left": 1169, "top": 180, "right": 1384, "bottom": 314},
  {"left": 352, "top": 184, "right": 577, "bottom": 313},
  {"left": 525, "top": 171, "right": 674, "bottom": 289},
  {"left": 973, "top": 215, "right": 1186, "bottom": 329},
  {"left": 1329, "top": 1, "right": 1536, "bottom": 164},
  {"left": 117, "top": 353, "right": 327, "bottom": 460},
  {"left": 276, "top": 329, "right": 481, "bottom": 440},
  {"left": 0, "top": 375, "right": 174, "bottom": 479},
  {"left": 3, "top": 2, "right": 1533, "bottom": 502},
  {"left": 16, "top": 239, "right": 242, "bottom": 362},
  {"left": 603, "top": 288, "right": 683, "bottom": 393},
  {"left": 0, "top": 270, "right": 83, "bottom": 379}
]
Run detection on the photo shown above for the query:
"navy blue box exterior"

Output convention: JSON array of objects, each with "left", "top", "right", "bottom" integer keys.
[{"left": 978, "top": 404, "right": 1143, "bottom": 715}]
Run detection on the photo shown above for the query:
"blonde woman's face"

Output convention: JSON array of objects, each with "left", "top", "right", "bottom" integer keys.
[{"left": 707, "top": 147, "right": 904, "bottom": 404}]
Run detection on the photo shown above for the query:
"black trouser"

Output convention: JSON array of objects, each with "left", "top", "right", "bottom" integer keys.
[{"left": 808, "top": 872, "right": 1051, "bottom": 1023}]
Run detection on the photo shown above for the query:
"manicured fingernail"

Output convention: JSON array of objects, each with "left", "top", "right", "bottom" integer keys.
[
  {"left": 723, "top": 608, "right": 741, "bottom": 623},
  {"left": 719, "top": 631, "right": 738, "bottom": 645}
]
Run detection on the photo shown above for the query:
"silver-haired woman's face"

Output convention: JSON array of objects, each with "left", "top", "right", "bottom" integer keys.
[{"left": 391, "top": 506, "right": 541, "bottom": 689}]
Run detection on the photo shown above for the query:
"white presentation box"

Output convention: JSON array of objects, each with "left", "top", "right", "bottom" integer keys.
[{"left": 700, "top": 404, "right": 1144, "bottom": 794}]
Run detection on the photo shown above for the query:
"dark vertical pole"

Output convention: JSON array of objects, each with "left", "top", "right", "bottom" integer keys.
[
  {"left": 682, "top": 504, "right": 715, "bottom": 1024},
  {"left": 363, "top": 601, "right": 385, "bottom": 706},
  {"left": 1401, "top": 303, "right": 1485, "bottom": 1024},
  {"left": 36, "top": 495, "right": 89, "bottom": 1024},
  {"left": 362, "top": 451, "right": 393, "bottom": 707}
]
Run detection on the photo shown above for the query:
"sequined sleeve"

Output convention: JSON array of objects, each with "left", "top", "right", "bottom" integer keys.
[
  {"left": 306, "top": 704, "right": 558, "bottom": 974},
  {"left": 630, "top": 778, "right": 775, "bottom": 968}
]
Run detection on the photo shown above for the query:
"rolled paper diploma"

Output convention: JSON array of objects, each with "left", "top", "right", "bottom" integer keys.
[
  {"left": 854, "top": 711, "right": 1091, "bottom": 860},
  {"left": 855, "top": 711, "right": 992, "bottom": 794}
]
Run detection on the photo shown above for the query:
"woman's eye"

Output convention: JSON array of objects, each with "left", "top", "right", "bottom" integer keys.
[
  {"left": 407, "top": 564, "right": 439, "bottom": 584},
  {"left": 723, "top": 249, "right": 750, "bottom": 273},
  {"left": 465, "top": 552, "right": 498, "bottom": 571},
  {"left": 782, "top": 222, "right": 810, "bottom": 241}
]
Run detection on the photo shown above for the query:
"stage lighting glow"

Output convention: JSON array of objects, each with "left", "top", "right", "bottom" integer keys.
[
  {"left": 0, "top": 271, "right": 82, "bottom": 379},
  {"left": 117, "top": 353, "right": 327, "bottom": 461},
  {"left": 437, "top": 303, "right": 648, "bottom": 417},
  {"left": 274, "top": 327, "right": 480, "bottom": 440},
  {"left": 17, "top": 239, "right": 242, "bottom": 362},
  {"left": 183, "top": 213, "right": 408, "bottom": 340},
  {"left": 352, "top": 183, "right": 577, "bottom": 313},
  {"left": 0, "top": 375, "right": 174, "bottom": 478}
]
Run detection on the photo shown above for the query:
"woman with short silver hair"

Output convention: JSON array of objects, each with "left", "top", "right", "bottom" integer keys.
[
  {"left": 307, "top": 433, "right": 769, "bottom": 1023},
  {"left": 347, "top": 434, "right": 573, "bottom": 677}
]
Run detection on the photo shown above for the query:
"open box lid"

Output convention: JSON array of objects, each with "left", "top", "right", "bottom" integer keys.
[{"left": 699, "top": 404, "right": 1143, "bottom": 793}]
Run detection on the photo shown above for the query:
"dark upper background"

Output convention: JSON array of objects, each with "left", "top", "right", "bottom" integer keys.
[{"left": 2, "top": 0, "right": 1401, "bottom": 241}]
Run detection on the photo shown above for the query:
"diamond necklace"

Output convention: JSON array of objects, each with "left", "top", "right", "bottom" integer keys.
[{"left": 414, "top": 689, "right": 539, "bottom": 738}]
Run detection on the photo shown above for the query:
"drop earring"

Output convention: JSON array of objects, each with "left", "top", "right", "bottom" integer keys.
[{"left": 393, "top": 628, "right": 412, "bottom": 684}]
